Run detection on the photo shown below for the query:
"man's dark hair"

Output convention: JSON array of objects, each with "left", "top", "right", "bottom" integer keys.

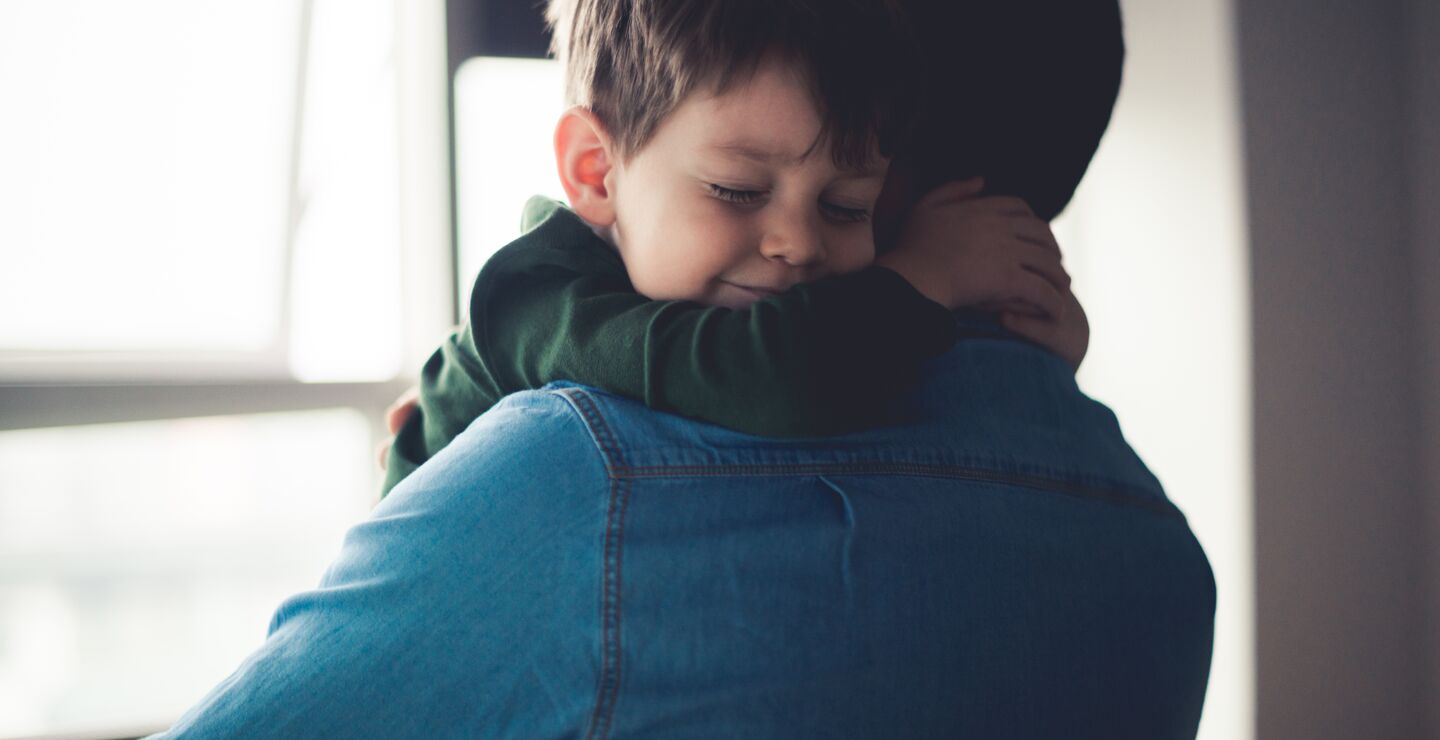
[
  {"left": 546, "top": 0, "right": 915, "bottom": 169},
  {"left": 900, "top": 0, "right": 1126, "bottom": 220}
]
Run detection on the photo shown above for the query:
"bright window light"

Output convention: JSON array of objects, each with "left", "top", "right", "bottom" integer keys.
[
  {"left": 286, "top": 0, "right": 404, "bottom": 382},
  {"left": 0, "top": 0, "right": 406, "bottom": 383},
  {"left": 0, "top": 409, "right": 375, "bottom": 737},
  {"left": 454, "top": 57, "right": 566, "bottom": 310},
  {"left": 0, "top": 0, "right": 298, "bottom": 352},
  {"left": 0, "top": 1, "right": 418, "bottom": 735}
]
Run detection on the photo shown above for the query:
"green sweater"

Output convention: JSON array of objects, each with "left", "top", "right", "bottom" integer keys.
[{"left": 382, "top": 197, "right": 958, "bottom": 496}]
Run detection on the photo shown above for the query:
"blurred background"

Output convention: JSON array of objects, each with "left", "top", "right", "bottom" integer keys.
[{"left": 0, "top": 0, "right": 1434, "bottom": 738}]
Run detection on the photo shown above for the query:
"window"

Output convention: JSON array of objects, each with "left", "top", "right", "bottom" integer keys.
[
  {"left": 0, "top": 410, "right": 373, "bottom": 735},
  {"left": 0, "top": 0, "right": 410, "bottom": 383},
  {"left": 453, "top": 56, "right": 565, "bottom": 310},
  {"left": 0, "top": 1, "right": 298, "bottom": 363},
  {"left": 0, "top": 0, "right": 450, "bottom": 735}
]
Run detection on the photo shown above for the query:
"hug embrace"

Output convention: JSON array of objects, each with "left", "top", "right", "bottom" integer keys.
[{"left": 157, "top": 0, "right": 1216, "bottom": 737}]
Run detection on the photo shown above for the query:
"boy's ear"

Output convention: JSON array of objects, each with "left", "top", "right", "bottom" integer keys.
[{"left": 554, "top": 106, "right": 618, "bottom": 227}]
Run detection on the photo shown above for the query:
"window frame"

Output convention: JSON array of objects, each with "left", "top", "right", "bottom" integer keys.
[
  {"left": 0, "top": 0, "right": 455, "bottom": 431},
  {"left": 0, "top": 3, "right": 538, "bottom": 736}
]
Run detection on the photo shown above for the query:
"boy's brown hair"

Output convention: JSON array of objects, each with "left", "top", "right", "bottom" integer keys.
[{"left": 545, "top": 0, "right": 914, "bottom": 170}]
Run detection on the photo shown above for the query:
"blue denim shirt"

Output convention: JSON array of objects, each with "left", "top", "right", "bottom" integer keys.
[{"left": 159, "top": 320, "right": 1215, "bottom": 739}]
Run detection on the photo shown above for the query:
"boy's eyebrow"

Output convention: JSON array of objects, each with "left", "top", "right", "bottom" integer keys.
[
  {"left": 708, "top": 141, "right": 885, "bottom": 177},
  {"left": 710, "top": 142, "right": 803, "bottom": 165}
]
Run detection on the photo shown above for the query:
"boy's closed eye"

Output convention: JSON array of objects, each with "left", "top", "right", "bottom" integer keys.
[
  {"left": 707, "top": 183, "right": 765, "bottom": 205},
  {"left": 820, "top": 200, "right": 872, "bottom": 224},
  {"left": 707, "top": 183, "right": 873, "bottom": 224}
]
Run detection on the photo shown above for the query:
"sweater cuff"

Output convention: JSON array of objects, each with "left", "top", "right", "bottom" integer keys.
[{"left": 856, "top": 266, "right": 960, "bottom": 358}]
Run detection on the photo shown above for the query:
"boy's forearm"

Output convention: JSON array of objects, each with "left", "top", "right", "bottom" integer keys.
[
  {"left": 485, "top": 265, "right": 957, "bottom": 437},
  {"left": 381, "top": 328, "right": 505, "bottom": 497},
  {"left": 382, "top": 261, "right": 959, "bottom": 497},
  {"left": 653, "top": 267, "right": 957, "bottom": 435}
]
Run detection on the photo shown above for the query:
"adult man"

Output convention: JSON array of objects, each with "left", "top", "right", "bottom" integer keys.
[{"left": 156, "top": 1, "right": 1215, "bottom": 737}]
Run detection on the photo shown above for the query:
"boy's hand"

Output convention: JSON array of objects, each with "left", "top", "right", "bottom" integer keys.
[
  {"left": 375, "top": 387, "right": 420, "bottom": 471},
  {"left": 998, "top": 287, "right": 1091, "bottom": 371},
  {"left": 875, "top": 177, "right": 1071, "bottom": 319}
]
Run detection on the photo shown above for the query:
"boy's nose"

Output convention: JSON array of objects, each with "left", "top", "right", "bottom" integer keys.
[{"left": 759, "top": 215, "right": 825, "bottom": 268}]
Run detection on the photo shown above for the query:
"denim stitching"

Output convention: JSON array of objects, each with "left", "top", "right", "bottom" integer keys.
[
  {"left": 555, "top": 385, "right": 1182, "bottom": 740},
  {"left": 584, "top": 473, "right": 629, "bottom": 740},
  {"left": 561, "top": 389, "right": 627, "bottom": 740},
  {"left": 607, "top": 463, "right": 1180, "bottom": 517},
  {"left": 561, "top": 388, "right": 624, "bottom": 469}
]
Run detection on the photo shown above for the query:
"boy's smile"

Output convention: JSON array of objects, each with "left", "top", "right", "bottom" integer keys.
[{"left": 586, "top": 57, "right": 890, "bottom": 309}]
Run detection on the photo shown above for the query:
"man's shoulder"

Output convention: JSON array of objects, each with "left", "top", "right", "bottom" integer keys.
[
  {"left": 434, "top": 382, "right": 874, "bottom": 475},
  {"left": 389, "top": 387, "right": 610, "bottom": 500},
  {"left": 552, "top": 345, "right": 1173, "bottom": 514},
  {"left": 536, "top": 381, "right": 957, "bottom": 475},
  {"left": 452, "top": 386, "right": 597, "bottom": 452}
]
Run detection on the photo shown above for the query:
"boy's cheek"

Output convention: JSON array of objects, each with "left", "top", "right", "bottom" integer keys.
[
  {"left": 834, "top": 233, "right": 879, "bottom": 274},
  {"left": 624, "top": 234, "right": 726, "bottom": 301}
]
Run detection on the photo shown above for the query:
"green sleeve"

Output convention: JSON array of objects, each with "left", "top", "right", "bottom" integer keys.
[
  {"left": 382, "top": 203, "right": 957, "bottom": 497},
  {"left": 380, "top": 323, "right": 500, "bottom": 496}
]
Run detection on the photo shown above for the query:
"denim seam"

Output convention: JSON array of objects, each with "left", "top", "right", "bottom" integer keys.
[
  {"left": 556, "top": 387, "right": 1179, "bottom": 520},
  {"left": 561, "top": 389, "right": 627, "bottom": 740},
  {"left": 561, "top": 388, "right": 625, "bottom": 469},
  {"left": 608, "top": 463, "right": 1179, "bottom": 518},
  {"left": 555, "top": 385, "right": 1183, "bottom": 740}
]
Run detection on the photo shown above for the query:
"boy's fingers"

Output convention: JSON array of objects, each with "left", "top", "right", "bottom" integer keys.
[
  {"left": 385, "top": 389, "right": 420, "bottom": 435},
  {"left": 976, "top": 298, "right": 1045, "bottom": 316},
  {"left": 1010, "top": 270, "right": 1068, "bottom": 320},
  {"left": 376, "top": 439, "right": 392, "bottom": 471},
  {"left": 982, "top": 195, "right": 1035, "bottom": 218},
  {"left": 1016, "top": 243, "right": 1071, "bottom": 292},
  {"left": 999, "top": 312, "right": 1064, "bottom": 358},
  {"left": 999, "top": 311, "right": 1053, "bottom": 339},
  {"left": 1013, "top": 219, "right": 1062, "bottom": 257},
  {"left": 1001, "top": 312, "right": 1084, "bottom": 371}
]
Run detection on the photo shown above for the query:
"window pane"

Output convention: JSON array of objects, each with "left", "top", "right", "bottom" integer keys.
[
  {"left": 0, "top": 409, "right": 376, "bottom": 736},
  {"left": 0, "top": 0, "right": 299, "bottom": 352},
  {"left": 454, "top": 57, "right": 566, "bottom": 310},
  {"left": 286, "top": 0, "right": 405, "bottom": 382}
]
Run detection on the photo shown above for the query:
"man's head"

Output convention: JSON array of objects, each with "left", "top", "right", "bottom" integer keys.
[
  {"left": 890, "top": 0, "right": 1126, "bottom": 222},
  {"left": 545, "top": 0, "right": 912, "bottom": 307}
]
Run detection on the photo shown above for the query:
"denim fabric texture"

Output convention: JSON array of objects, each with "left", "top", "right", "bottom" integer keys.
[{"left": 157, "top": 322, "right": 1216, "bottom": 739}]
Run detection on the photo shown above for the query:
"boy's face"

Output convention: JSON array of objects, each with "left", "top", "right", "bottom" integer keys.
[{"left": 603, "top": 57, "right": 888, "bottom": 309}]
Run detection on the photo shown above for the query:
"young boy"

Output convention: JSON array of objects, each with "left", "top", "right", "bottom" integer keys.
[{"left": 382, "top": 0, "right": 1084, "bottom": 496}]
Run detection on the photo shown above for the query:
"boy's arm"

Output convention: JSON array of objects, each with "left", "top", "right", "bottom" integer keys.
[
  {"left": 381, "top": 252, "right": 951, "bottom": 498},
  {"left": 477, "top": 258, "right": 958, "bottom": 438},
  {"left": 873, "top": 178, "right": 1086, "bottom": 367},
  {"left": 381, "top": 216, "right": 954, "bottom": 497},
  {"left": 383, "top": 189, "right": 1079, "bottom": 495},
  {"left": 383, "top": 326, "right": 503, "bottom": 495}
]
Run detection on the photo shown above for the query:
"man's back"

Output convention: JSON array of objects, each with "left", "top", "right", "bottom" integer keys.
[{"left": 159, "top": 331, "right": 1214, "bottom": 739}]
